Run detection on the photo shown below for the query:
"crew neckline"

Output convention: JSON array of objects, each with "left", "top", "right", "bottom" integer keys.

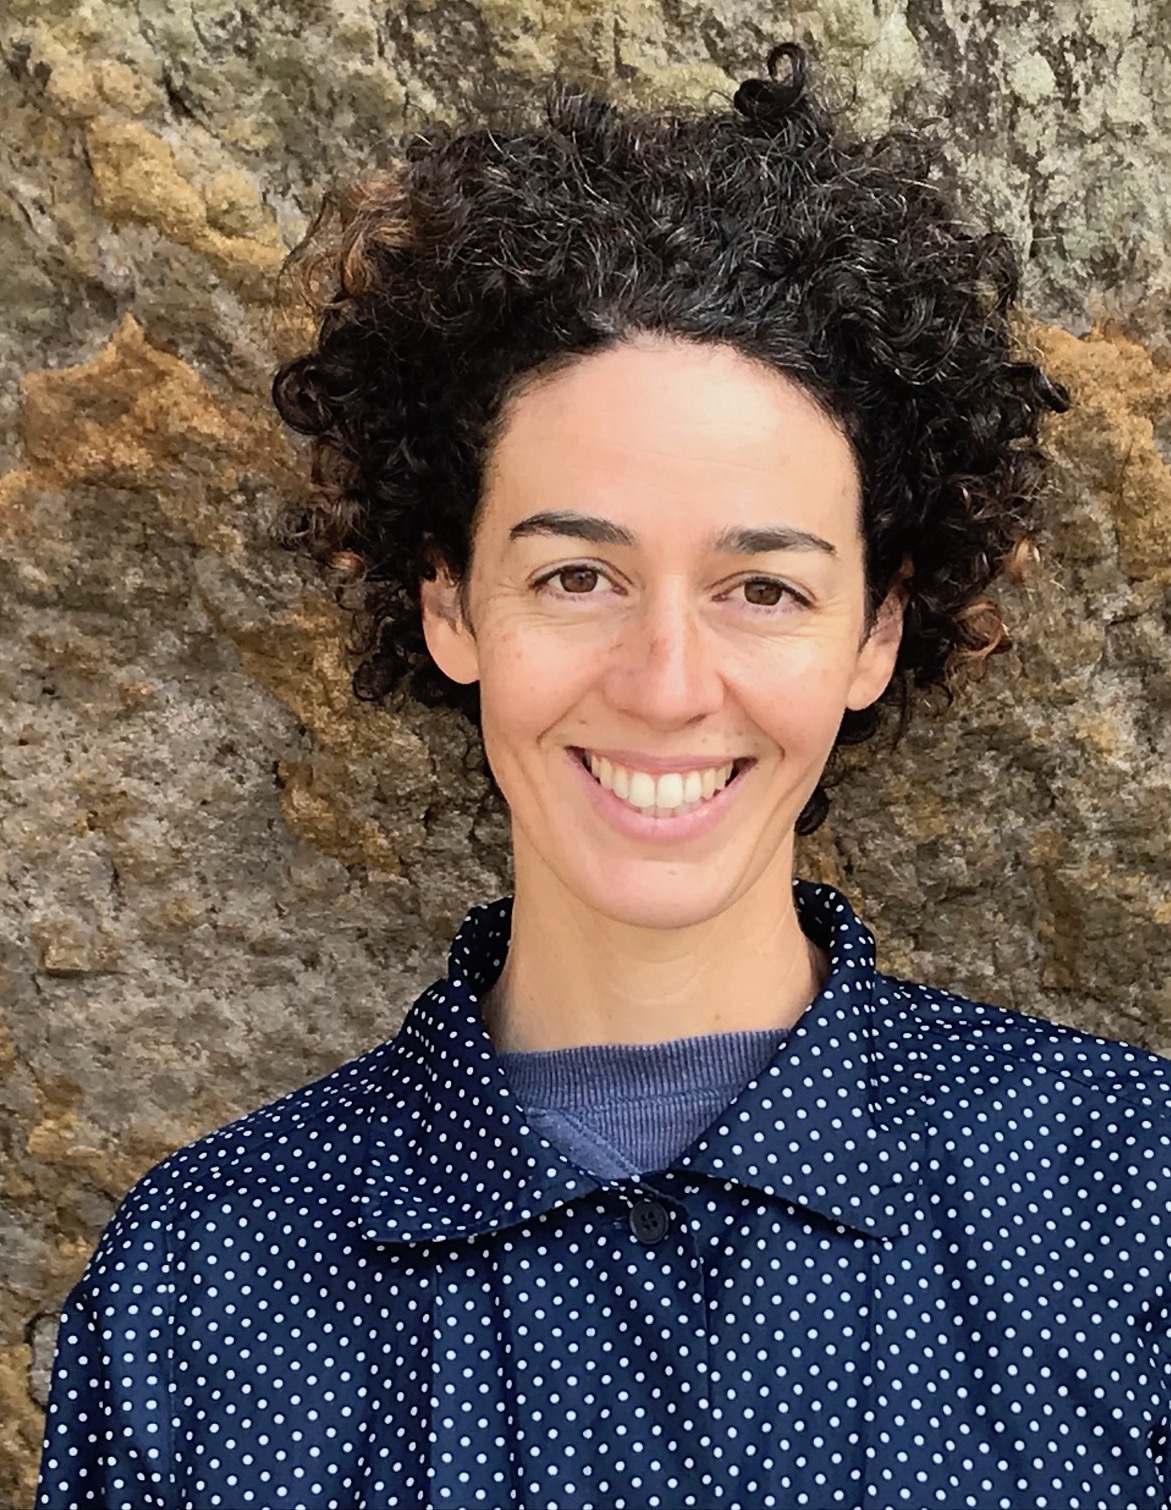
[{"left": 495, "top": 1025, "right": 792, "bottom": 1110}]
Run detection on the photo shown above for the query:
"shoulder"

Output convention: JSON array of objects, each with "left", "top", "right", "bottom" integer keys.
[
  {"left": 874, "top": 969, "right": 1171, "bottom": 1127},
  {"left": 79, "top": 1024, "right": 419, "bottom": 1291}
]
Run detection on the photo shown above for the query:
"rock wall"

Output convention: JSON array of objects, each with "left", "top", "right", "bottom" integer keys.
[{"left": 2, "top": 1, "right": 1169, "bottom": 1501}]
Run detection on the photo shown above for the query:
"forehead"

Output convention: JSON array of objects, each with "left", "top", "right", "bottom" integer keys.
[{"left": 480, "top": 335, "right": 861, "bottom": 540}]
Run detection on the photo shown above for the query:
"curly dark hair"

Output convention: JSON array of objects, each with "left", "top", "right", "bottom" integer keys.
[{"left": 271, "top": 41, "right": 1069, "bottom": 835}]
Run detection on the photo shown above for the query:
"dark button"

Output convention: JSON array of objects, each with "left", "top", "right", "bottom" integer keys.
[{"left": 629, "top": 1198, "right": 669, "bottom": 1244}]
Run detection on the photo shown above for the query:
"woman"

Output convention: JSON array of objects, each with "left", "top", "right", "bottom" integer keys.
[{"left": 37, "top": 42, "right": 1171, "bottom": 1510}]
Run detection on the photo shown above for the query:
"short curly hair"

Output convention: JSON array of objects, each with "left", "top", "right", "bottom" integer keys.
[{"left": 271, "top": 42, "right": 1069, "bottom": 834}]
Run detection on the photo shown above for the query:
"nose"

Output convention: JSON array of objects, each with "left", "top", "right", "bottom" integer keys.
[{"left": 601, "top": 580, "right": 725, "bottom": 727}]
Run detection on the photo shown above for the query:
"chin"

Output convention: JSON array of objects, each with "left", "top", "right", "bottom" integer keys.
[{"left": 571, "top": 865, "right": 744, "bottom": 934}]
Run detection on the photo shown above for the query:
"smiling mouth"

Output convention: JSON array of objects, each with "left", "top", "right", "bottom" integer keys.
[{"left": 572, "top": 748, "right": 753, "bottom": 819}]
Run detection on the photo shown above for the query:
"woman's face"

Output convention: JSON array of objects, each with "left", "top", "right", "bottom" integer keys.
[{"left": 422, "top": 335, "right": 904, "bottom": 931}]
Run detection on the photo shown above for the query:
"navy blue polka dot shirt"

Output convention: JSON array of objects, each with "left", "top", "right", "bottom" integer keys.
[{"left": 36, "top": 881, "right": 1171, "bottom": 1509}]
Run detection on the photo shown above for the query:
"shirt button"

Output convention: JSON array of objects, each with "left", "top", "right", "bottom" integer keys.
[{"left": 629, "top": 1198, "right": 669, "bottom": 1244}]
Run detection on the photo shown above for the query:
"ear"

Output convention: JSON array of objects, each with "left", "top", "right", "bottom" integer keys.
[
  {"left": 419, "top": 564, "right": 480, "bottom": 686},
  {"left": 845, "top": 584, "right": 906, "bottom": 712}
]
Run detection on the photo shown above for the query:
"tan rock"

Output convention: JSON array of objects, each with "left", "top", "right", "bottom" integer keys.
[
  {"left": 1034, "top": 325, "right": 1171, "bottom": 585},
  {"left": 0, "top": 1342, "right": 41, "bottom": 1510},
  {"left": 86, "top": 118, "right": 285, "bottom": 297},
  {"left": 31, "top": 918, "right": 119, "bottom": 976}
]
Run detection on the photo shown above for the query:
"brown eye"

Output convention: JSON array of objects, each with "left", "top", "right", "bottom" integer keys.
[
  {"left": 558, "top": 567, "right": 600, "bottom": 594},
  {"left": 743, "top": 578, "right": 787, "bottom": 606}
]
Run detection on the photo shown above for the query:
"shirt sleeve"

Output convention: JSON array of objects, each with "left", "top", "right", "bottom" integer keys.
[{"left": 35, "top": 1171, "right": 177, "bottom": 1510}]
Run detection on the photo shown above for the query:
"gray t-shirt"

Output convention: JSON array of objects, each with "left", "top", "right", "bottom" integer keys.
[{"left": 495, "top": 1027, "right": 791, "bottom": 1179}]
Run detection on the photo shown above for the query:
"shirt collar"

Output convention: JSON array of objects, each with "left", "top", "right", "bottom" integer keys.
[{"left": 357, "top": 880, "right": 928, "bottom": 1246}]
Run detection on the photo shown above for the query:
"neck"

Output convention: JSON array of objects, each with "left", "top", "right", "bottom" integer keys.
[{"left": 482, "top": 843, "right": 828, "bottom": 1053}]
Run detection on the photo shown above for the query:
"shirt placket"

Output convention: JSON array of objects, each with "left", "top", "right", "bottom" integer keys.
[{"left": 474, "top": 1183, "right": 714, "bottom": 1510}]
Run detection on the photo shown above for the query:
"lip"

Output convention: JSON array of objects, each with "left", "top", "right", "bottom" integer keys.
[
  {"left": 566, "top": 747, "right": 753, "bottom": 843},
  {"left": 571, "top": 746, "right": 748, "bottom": 775}
]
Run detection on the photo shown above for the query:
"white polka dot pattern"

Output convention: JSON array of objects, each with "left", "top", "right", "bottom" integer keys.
[{"left": 35, "top": 881, "right": 1171, "bottom": 1509}]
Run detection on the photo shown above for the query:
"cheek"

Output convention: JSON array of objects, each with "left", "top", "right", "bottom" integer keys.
[
  {"left": 731, "top": 643, "right": 857, "bottom": 745},
  {"left": 476, "top": 626, "right": 600, "bottom": 741}
]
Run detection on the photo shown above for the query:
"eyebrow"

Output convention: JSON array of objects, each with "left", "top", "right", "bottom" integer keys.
[{"left": 507, "top": 510, "right": 838, "bottom": 556}]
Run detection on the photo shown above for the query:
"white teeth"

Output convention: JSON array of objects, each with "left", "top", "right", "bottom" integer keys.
[
  {"left": 627, "top": 771, "right": 657, "bottom": 808},
  {"left": 656, "top": 772, "right": 684, "bottom": 809},
  {"left": 583, "top": 753, "right": 742, "bottom": 817}
]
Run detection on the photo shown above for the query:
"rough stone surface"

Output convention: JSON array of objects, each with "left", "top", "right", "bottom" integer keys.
[{"left": 1, "top": 2, "right": 1169, "bottom": 1502}]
